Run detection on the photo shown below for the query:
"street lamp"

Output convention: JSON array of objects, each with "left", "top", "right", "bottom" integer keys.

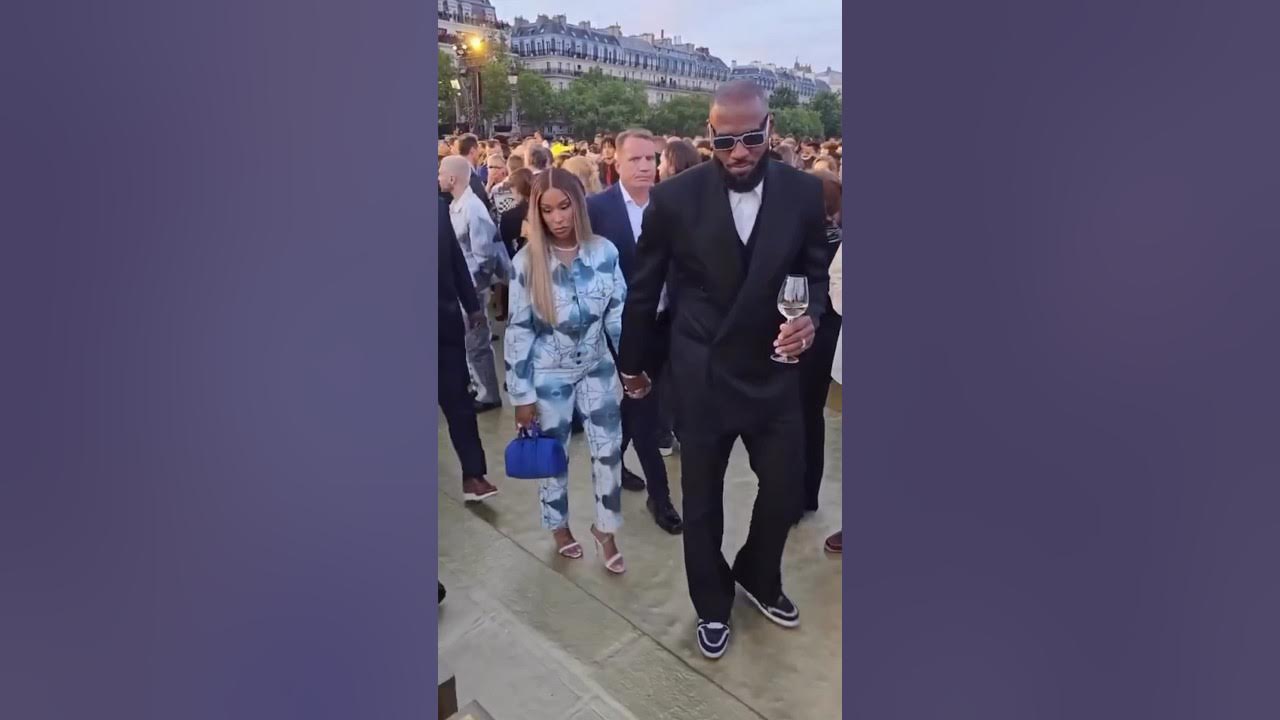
[
  {"left": 507, "top": 62, "right": 519, "bottom": 134},
  {"left": 449, "top": 78, "right": 462, "bottom": 131}
]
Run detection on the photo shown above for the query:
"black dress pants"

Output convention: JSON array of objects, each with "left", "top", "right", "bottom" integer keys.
[
  {"left": 619, "top": 311, "right": 672, "bottom": 501},
  {"left": 679, "top": 408, "right": 805, "bottom": 623},
  {"left": 621, "top": 382, "right": 671, "bottom": 501},
  {"left": 440, "top": 337, "right": 487, "bottom": 478},
  {"left": 800, "top": 310, "right": 842, "bottom": 510}
]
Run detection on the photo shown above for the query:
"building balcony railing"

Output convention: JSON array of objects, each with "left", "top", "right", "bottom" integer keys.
[
  {"left": 510, "top": 48, "right": 728, "bottom": 81},
  {"left": 437, "top": 11, "right": 510, "bottom": 31},
  {"left": 526, "top": 66, "right": 714, "bottom": 94}
]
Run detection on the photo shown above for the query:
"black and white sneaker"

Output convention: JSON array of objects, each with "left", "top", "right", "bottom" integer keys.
[
  {"left": 738, "top": 585, "right": 800, "bottom": 628},
  {"left": 696, "top": 619, "right": 731, "bottom": 659}
]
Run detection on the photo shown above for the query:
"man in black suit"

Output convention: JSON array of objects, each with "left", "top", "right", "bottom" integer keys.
[
  {"left": 438, "top": 193, "right": 499, "bottom": 504},
  {"left": 618, "top": 81, "right": 829, "bottom": 660},
  {"left": 586, "top": 127, "right": 683, "bottom": 535},
  {"left": 453, "top": 133, "right": 496, "bottom": 222}
]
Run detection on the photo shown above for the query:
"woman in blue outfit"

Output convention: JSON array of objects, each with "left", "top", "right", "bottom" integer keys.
[{"left": 505, "top": 168, "right": 629, "bottom": 574}]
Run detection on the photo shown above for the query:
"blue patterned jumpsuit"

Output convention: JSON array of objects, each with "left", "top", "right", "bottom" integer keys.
[{"left": 504, "top": 236, "right": 627, "bottom": 533}]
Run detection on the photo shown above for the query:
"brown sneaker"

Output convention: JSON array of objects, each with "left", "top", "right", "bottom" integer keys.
[
  {"left": 462, "top": 477, "right": 499, "bottom": 503},
  {"left": 824, "top": 530, "right": 843, "bottom": 554}
]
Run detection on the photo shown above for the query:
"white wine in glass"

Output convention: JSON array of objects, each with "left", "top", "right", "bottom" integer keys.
[{"left": 772, "top": 275, "right": 809, "bottom": 364}]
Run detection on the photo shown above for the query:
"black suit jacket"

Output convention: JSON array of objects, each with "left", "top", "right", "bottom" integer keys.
[
  {"left": 617, "top": 159, "right": 829, "bottom": 434},
  {"left": 439, "top": 195, "right": 480, "bottom": 347},
  {"left": 499, "top": 200, "right": 528, "bottom": 255}
]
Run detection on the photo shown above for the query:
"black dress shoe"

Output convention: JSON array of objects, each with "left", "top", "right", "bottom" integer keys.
[
  {"left": 647, "top": 496, "right": 683, "bottom": 534},
  {"left": 621, "top": 467, "right": 646, "bottom": 492},
  {"left": 696, "top": 619, "right": 730, "bottom": 659},
  {"left": 473, "top": 400, "right": 501, "bottom": 414},
  {"left": 438, "top": 582, "right": 446, "bottom": 604}
]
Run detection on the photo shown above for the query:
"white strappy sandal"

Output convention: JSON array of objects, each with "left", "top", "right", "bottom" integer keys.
[
  {"left": 590, "top": 526, "right": 625, "bottom": 575},
  {"left": 554, "top": 530, "right": 583, "bottom": 559}
]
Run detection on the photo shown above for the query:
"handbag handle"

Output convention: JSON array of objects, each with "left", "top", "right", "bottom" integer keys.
[{"left": 517, "top": 421, "right": 541, "bottom": 439}]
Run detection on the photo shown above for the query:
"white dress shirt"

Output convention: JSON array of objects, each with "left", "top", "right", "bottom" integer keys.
[
  {"left": 620, "top": 183, "right": 668, "bottom": 313},
  {"left": 728, "top": 177, "right": 765, "bottom": 244}
]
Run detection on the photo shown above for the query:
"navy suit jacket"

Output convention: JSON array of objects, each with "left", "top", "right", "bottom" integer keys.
[
  {"left": 587, "top": 183, "right": 674, "bottom": 374},
  {"left": 586, "top": 183, "right": 639, "bottom": 281},
  {"left": 468, "top": 170, "right": 495, "bottom": 218}
]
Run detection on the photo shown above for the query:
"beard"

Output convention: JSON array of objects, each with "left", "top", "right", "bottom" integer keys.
[{"left": 714, "top": 155, "right": 769, "bottom": 193}]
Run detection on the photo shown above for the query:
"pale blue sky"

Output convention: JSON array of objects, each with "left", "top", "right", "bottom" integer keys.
[{"left": 489, "top": 0, "right": 843, "bottom": 73}]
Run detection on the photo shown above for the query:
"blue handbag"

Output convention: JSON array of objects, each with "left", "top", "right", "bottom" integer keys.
[{"left": 504, "top": 423, "right": 569, "bottom": 479}]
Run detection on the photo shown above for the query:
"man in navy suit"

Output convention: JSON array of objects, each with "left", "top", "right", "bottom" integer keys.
[{"left": 586, "top": 127, "right": 683, "bottom": 535}]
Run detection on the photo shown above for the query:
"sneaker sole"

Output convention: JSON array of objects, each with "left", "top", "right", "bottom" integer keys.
[
  {"left": 699, "top": 643, "right": 727, "bottom": 660},
  {"left": 463, "top": 490, "right": 499, "bottom": 503},
  {"left": 737, "top": 584, "right": 800, "bottom": 629}
]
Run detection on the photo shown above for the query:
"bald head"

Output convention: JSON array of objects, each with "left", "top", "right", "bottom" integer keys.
[
  {"left": 708, "top": 80, "right": 772, "bottom": 181},
  {"left": 712, "top": 80, "right": 769, "bottom": 114},
  {"left": 441, "top": 154, "right": 471, "bottom": 182},
  {"left": 439, "top": 154, "right": 473, "bottom": 198}
]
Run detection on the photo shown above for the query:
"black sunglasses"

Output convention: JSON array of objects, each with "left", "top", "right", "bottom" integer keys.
[{"left": 708, "top": 118, "right": 771, "bottom": 151}]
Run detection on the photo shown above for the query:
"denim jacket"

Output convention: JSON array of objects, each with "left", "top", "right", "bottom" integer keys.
[
  {"left": 504, "top": 236, "right": 626, "bottom": 406},
  {"left": 449, "top": 186, "right": 500, "bottom": 292}
]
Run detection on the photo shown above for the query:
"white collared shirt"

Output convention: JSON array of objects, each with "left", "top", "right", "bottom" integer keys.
[
  {"left": 619, "top": 183, "right": 668, "bottom": 313},
  {"left": 728, "top": 176, "right": 765, "bottom": 244},
  {"left": 618, "top": 182, "right": 648, "bottom": 244}
]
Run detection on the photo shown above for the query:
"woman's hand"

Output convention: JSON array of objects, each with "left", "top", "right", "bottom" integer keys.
[{"left": 514, "top": 403, "right": 538, "bottom": 430}]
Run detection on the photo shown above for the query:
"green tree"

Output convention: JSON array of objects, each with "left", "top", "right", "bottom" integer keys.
[
  {"left": 646, "top": 94, "right": 712, "bottom": 136},
  {"left": 769, "top": 85, "right": 799, "bottom": 110},
  {"left": 476, "top": 44, "right": 514, "bottom": 126},
  {"left": 773, "top": 107, "right": 824, "bottom": 139},
  {"left": 439, "top": 50, "right": 460, "bottom": 128},
  {"left": 558, "top": 68, "right": 649, "bottom": 137},
  {"left": 809, "top": 90, "right": 842, "bottom": 138},
  {"left": 514, "top": 70, "right": 557, "bottom": 130}
]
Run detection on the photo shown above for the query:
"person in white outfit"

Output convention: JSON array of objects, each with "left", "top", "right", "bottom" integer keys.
[
  {"left": 824, "top": 242, "right": 843, "bottom": 554},
  {"left": 440, "top": 154, "right": 504, "bottom": 411}
]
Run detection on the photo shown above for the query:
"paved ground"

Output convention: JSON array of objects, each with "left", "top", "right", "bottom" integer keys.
[{"left": 438, "top": 334, "right": 843, "bottom": 719}]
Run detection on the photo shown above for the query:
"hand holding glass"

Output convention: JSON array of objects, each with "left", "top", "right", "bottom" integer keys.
[{"left": 772, "top": 275, "right": 809, "bottom": 364}]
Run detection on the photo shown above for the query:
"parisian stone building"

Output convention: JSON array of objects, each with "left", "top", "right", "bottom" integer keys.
[
  {"left": 509, "top": 15, "right": 732, "bottom": 105},
  {"left": 437, "top": 0, "right": 508, "bottom": 53},
  {"left": 729, "top": 61, "right": 832, "bottom": 104}
]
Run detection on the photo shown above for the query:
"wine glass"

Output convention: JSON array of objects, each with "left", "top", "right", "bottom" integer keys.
[{"left": 772, "top": 275, "right": 809, "bottom": 364}]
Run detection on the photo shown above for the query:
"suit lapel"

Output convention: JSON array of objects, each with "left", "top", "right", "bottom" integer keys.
[
  {"left": 718, "top": 161, "right": 786, "bottom": 340},
  {"left": 699, "top": 165, "right": 743, "bottom": 304},
  {"left": 610, "top": 184, "right": 636, "bottom": 246}
]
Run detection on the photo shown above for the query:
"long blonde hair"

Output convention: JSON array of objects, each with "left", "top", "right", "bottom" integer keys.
[
  {"left": 563, "top": 155, "right": 603, "bottom": 194},
  {"left": 524, "top": 168, "right": 595, "bottom": 323}
]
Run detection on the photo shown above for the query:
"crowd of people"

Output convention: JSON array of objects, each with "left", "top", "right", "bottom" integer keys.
[{"left": 437, "top": 81, "right": 843, "bottom": 659}]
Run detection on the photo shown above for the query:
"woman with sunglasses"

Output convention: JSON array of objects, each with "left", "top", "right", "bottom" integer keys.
[{"left": 505, "top": 168, "right": 629, "bottom": 574}]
